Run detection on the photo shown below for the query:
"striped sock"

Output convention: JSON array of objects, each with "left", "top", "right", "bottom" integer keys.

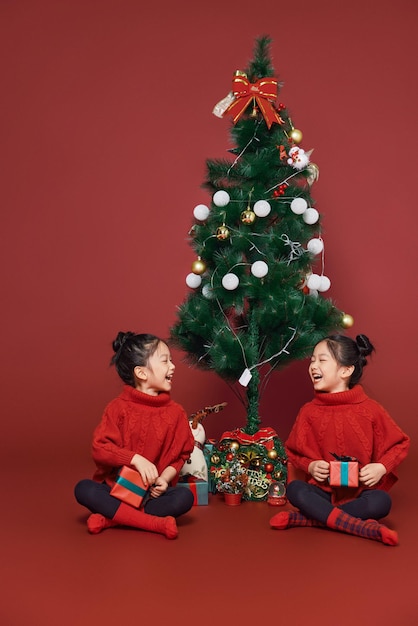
[
  {"left": 326, "top": 508, "right": 398, "bottom": 546},
  {"left": 270, "top": 510, "right": 324, "bottom": 530}
]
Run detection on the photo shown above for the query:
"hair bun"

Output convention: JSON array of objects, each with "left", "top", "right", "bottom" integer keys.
[
  {"left": 355, "top": 334, "right": 375, "bottom": 358},
  {"left": 112, "top": 331, "right": 135, "bottom": 354}
]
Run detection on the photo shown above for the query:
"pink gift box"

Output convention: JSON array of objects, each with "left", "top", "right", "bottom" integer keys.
[{"left": 329, "top": 461, "right": 359, "bottom": 487}]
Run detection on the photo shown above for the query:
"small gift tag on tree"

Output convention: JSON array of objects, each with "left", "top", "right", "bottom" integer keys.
[{"left": 239, "top": 368, "right": 252, "bottom": 387}]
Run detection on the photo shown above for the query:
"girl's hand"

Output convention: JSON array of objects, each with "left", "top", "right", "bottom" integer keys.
[
  {"left": 308, "top": 460, "right": 330, "bottom": 482},
  {"left": 359, "top": 463, "right": 386, "bottom": 487},
  {"left": 149, "top": 476, "right": 168, "bottom": 499},
  {"left": 130, "top": 454, "right": 158, "bottom": 486}
]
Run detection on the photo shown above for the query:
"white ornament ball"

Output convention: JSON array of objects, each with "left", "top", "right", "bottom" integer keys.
[
  {"left": 193, "top": 204, "right": 210, "bottom": 221},
  {"left": 251, "top": 260, "right": 269, "bottom": 278},
  {"left": 303, "top": 208, "right": 319, "bottom": 224},
  {"left": 186, "top": 273, "right": 202, "bottom": 289},
  {"left": 307, "top": 273, "right": 322, "bottom": 291},
  {"left": 222, "top": 273, "right": 239, "bottom": 290},
  {"left": 318, "top": 275, "right": 331, "bottom": 292},
  {"left": 290, "top": 198, "right": 308, "bottom": 215},
  {"left": 213, "top": 190, "right": 230, "bottom": 207},
  {"left": 253, "top": 200, "right": 271, "bottom": 218},
  {"left": 307, "top": 238, "right": 324, "bottom": 255}
]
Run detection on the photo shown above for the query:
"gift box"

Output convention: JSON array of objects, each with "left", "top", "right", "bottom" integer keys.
[
  {"left": 177, "top": 476, "right": 209, "bottom": 505},
  {"left": 110, "top": 466, "right": 149, "bottom": 508},
  {"left": 329, "top": 461, "right": 359, "bottom": 487},
  {"left": 203, "top": 442, "right": 217, "bottom": 494}
]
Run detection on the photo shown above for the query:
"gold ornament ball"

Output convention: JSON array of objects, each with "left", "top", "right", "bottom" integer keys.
[
  {"left": 267, "top": 449, "right": 278, "bottom": 460},
  {"left": 210, "top": 454, "right": 220, "bottom": 464},
  {"left": 191, "top": 258, "right": 206, "bottom": 275},
  {"left": 290, "top": 128, "right": 303, "bottom": 143},
  {"left": 229, "top": 441, "right": 240, "bottom": 451},
  {"left": 216, "top": 225, "right": 230, "bottom": 240},
  {"left": 240, "top": 209, "right": 256, "bottom": 224},
  {"left": 341, "top": 313, "right": 354, "bottom": 329}
]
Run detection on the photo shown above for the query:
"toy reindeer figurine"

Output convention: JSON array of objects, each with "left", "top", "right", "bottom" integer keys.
[{"left": 180, "top": 402, "right": 227, "bottom": 481}]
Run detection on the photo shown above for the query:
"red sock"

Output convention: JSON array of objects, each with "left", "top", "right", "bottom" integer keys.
[
  {"left": 270, "top": 511, "right": 324, "bottom": 529},
  {"left": 113, "top": 503, "right": 178, "bottom": 539},
  {"left": 326, "top": 508, "right": 398, "bottom": 546},
  {"left": 87, "top": 513, "right": 119, "bottom": 534}
]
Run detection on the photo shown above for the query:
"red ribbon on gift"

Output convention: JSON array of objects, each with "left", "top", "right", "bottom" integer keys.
[
  {"left": 220, "top": 427, "right": 278, "bottom": 451},
  {"left": 225, "top": 73, "right": 284, "bottom": 129}
]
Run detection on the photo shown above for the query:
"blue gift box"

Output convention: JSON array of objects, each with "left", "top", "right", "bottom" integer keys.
[
  {"left": 203, "top": 442, "right": 218, "bottom": 494},
  {"left": 177, "top": 477, "right": 209, "bottom": 505}
]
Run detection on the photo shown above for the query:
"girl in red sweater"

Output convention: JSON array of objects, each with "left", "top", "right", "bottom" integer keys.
[
  {"left": 270, "top": 334, "right": 409, "bottom": 545},
  {"left": 74, "top": 332, "right": 195, "bottom": 539}
]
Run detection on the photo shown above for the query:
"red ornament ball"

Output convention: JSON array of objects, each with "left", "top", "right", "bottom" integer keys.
[
  {"left": 226, "top": 452, "right": 234, "bottom": 461},
  {"left": 265, "top": 463, "right": 274, "bottom": 473}
]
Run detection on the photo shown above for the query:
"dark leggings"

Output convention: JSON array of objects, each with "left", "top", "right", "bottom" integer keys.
[
  {"left": 287, "top": 480, "right": 392, "bottom": 524},
  {"left": 74, "top": 479, "right": 194, "bottom": 519}
]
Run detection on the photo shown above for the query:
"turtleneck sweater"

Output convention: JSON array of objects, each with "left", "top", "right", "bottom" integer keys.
[
  {"left": 285, "top": 385, "right": 409, "bottom": 499},
  {"left": 91, "top": 385, "right": 194, "bottom": 486}
]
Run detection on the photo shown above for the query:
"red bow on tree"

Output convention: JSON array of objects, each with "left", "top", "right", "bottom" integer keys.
[{"left": 225, "top": 72, "right": 284, "bottom": 129}]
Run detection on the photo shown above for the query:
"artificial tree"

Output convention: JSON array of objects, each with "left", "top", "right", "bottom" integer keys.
[{"left": 171, "top": 37, "right": 350, "bottom": 497}]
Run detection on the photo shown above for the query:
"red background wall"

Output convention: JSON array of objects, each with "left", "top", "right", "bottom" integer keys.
[{"left": 1, "top": 0, "right": 417, "bottom": 465}]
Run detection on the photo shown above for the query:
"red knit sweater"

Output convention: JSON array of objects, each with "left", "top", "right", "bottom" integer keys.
[
  {"left": 286, "top": 385, "right": 410, "bottom": 502},
  {"left": 91, "top": 385, "right": 194, "bottom": 486}
]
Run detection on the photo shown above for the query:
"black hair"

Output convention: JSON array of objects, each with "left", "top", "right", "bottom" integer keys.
[
  {"left": 110, "top": 331, "right": 161, "bottom": 386},
  {"left": 324, "top": 334, "right": 375, "bottom": 388}
]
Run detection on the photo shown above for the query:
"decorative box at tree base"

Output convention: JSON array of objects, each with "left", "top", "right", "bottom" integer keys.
[
  {"left": 209, "top": 427, "right": 287, "bottom": 501},
  {"left": 177, "top": 476, "right": 209, "bottom": 505}
]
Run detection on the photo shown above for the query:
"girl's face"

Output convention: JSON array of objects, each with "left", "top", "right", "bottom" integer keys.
[
  {"left": 309, "top": 340, "right": 353, "bottom": 394},
  {"left": 134, "top": 342, "right": 175, "bottom": 395}
]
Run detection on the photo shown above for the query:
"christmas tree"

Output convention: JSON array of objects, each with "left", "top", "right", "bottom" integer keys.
[{"left": 171, "top": 36, "right": 349, "bottom": 437}]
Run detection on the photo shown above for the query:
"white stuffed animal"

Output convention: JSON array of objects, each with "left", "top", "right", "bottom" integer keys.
[
  {"left": 180, "top": 403, "right": 227, "bottom": 481},
  {"left": 180, "top": 421, "right": 208, "bottom": 480}
]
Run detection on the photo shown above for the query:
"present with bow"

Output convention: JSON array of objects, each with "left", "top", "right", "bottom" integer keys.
[{"left": 329, "top": 453, "right": 359, "bottom": 488}]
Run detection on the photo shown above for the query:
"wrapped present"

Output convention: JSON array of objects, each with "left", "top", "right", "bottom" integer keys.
[
  {"left": 110, "top": 466, "right": 149, "bottom": 508},
  {"left": 177, "top": 476, "right": 208, "bottom": 505},
  {"left": 329, "top": 460, "right": 359, "bottom": 488},
  {"left": 203, "top": 442, "right": 217, "bottom": 493}
]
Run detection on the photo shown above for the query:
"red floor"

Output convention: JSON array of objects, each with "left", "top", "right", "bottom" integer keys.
[{"left": 2, "top": 454, "right": 417, "bottom": 626}]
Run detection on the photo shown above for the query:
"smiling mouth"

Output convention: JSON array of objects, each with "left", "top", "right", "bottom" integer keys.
[{"left": 312, "top": 374, "right": 322, "bottom": 381}]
